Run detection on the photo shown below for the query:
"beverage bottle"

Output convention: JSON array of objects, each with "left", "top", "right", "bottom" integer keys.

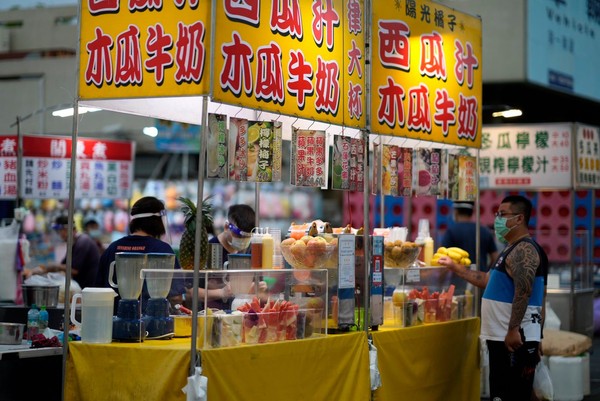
[
  {"left": 250, "top": 228, "right": 263, "bottom": 269},
  {"left": 27, "top": 304, "right": 40, "bottom": 343},
  {"left": 261, "top": 229, "right": 273, "bottom": 269},
  {"left": 423, "top": 236, "right": 434, "bottom": 266},
  {"left": 38, "top": 305, "right": 49, "bottom": 331}
]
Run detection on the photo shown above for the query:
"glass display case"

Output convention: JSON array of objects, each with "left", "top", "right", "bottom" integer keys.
[
  {"left": 383, "top": 266, "right": 479, "bottom": 327},
  {"left": 544, "top": 230, "right": 595, "bottom": 337},
  {"left": 143, "top": 268, "right": 328, "bottom": 349}
]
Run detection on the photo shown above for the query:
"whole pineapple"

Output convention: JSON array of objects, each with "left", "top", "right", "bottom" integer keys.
[{"left": 178, "top": 197, "right": 213, "bottom": 270}]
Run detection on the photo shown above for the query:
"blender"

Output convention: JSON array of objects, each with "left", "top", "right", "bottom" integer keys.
[
  {"left": 109, "top": 252, "right": 147, "bottom": 342},
  {"left": 142, "top": 253, "right": 175, "bottom": 339}
]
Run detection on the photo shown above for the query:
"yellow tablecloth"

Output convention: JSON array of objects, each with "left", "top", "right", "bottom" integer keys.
[
  {"left": 65, "top": 339, "right": 192, "bottom": 401},
  {"left": 202, "top": 332, "right": 371, "bottom": 401},
  {"left": 372, "top": 318, "right": 481, "bottom": 401},
  {"left": 65, "top": 332, "right": 371, "bottom": 401},
  {"left": 65, "top": 319, "right": 479, "bottom": 401}
]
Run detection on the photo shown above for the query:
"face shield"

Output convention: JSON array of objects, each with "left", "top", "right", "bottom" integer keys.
[
  {"left": 225, "top": 220, "right": 252, "bottom": 251},
  {"left": 130, "top": 209, "right": 171, "bottom": 244}
]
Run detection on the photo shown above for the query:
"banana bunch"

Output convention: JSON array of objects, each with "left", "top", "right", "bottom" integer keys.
[{"left": 431, "top": 246, "right": 471, "bottom": 266}]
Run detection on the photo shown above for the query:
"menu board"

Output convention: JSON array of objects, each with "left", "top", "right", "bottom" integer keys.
[
  {"left": 0, "top": 136, "right": 18, "bottom": 199},
  {"left": 381, "top": 145, "right": 399, "bottom": 196},
  {"left": 229, "top": 118, "right": 249, "bottom": 181},
  {"left": 414, "top": 148, "right": 441, "bottom": 196},
  {"left": 290, "top": 128, "right": 326, "bottom": 188},
  {"left": 575, "top": 124, "right": 600, "bottom": 188},
  {"left": 0, "top": 135, "right": 134, "bottom": 200},
  {"left": 331, "top": 135, "right": 364, "bottom": 191},
  {"left": 206, "top": 113, "right": 228, "bottom": 179},
  {"left": 458, "top": 155, "right": 477, "bottom": 201},
  {"left": 398, "top": 147, "right": 413, "bottom": 196},
  {"left": 477, "top": 124, "right": 572, "bottom": 189}
]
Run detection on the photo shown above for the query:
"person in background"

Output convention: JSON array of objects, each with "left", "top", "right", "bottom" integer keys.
[
  {"left": 31, "top": 215, "right": 101, "bottom": 289},
  {"left": 440, "top": 201, "right": 499, "bottom": 271},
  {"left": 438, "top": 195, "right": 548, "bottom": 401},
  {"left": 95, "top": 196, "right": 186, "bottom": 311},
  {"left": 186, "top": 204, "right": 256, "bottom": 310},
  {"left": 210, "top": 204, "right": 255, "bottom": 262},
  {"left": 83, "top": 217, "right": 105, "bottom": 254}
]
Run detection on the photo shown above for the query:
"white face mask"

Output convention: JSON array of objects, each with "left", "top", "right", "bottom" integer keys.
[{"left": 230, "top": 236, "right": 251, "bottom": 251}]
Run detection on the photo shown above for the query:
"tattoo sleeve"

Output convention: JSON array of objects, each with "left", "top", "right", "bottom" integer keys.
[
  {"left": 506, "top": 242, "right": 540, "bottom": 331},
  {"left": 455, "top": 265, "right": 488, "bottom": 289}
]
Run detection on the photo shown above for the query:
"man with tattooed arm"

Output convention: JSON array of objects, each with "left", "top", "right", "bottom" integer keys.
[{"left": 438, "top": 195, "right": 548, "bottom": 401}]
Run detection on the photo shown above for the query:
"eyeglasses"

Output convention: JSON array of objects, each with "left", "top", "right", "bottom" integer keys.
[
  {"left": 494, "top": 211, "right": 518, "bottom": 218},
  {"left": 225, "top": 220, "right": 252, "bottom": 237}
]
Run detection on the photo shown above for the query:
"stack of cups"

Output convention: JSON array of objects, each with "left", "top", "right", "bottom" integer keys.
[{"left": 269, "top": 228, "right": 282, "bottom": 269}]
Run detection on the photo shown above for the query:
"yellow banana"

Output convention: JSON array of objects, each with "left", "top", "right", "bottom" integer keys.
[
  {"left": 436, "top": 247, "right": 448, "bottom": 255},
  {"left": 448, "top": 247, "right": 469, "bottom": 258},
  {"left": 447, "top": 250, "right": 463, "bottom": 261},
  {"left": 461, "top": 257, "right": 472, "bottom": 266}
]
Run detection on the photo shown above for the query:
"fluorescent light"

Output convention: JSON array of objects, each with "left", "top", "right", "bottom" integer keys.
[
  {"left": 492, "top": 108, "right": 522, "bottom": 118},
  {"left": 51, "top": 106, "right": 101, "bottom": 117},
  {"left": 142, "top": 127, "right": 158, "bottom": 137}
]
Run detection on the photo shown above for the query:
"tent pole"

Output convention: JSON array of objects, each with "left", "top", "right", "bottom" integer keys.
[{"left": 189, "top": 96, "right": 209, "bottom": 376}]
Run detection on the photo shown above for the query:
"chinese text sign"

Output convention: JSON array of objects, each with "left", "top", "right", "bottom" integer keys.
[
  {"left": 79, "top": 0, "right": 211, "bottom": 99},
  {"left": 371, "top": 0, "right": 482, "bottom": 148}
]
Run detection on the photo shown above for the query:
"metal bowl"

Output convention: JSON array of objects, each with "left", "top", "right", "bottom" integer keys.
[
  {"left": 22, "top": 285, "right": 59, "bottom": 307},
  {"left": 0, "top": 322, "right": 25, "bottom": 345}
]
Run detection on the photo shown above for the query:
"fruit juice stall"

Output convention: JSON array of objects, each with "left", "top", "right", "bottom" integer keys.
[{"left": 60, "top": 1, "right": 483, "bottom": 400}]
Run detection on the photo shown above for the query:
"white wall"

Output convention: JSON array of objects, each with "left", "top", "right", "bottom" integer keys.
[{"left": 0, "top": 6, "right": 155, "bottom": 151}]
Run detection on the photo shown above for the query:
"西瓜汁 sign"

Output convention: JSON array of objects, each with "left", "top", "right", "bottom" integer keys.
[{"left": 370, "top": 1, "right": 482, "bottom": 148}]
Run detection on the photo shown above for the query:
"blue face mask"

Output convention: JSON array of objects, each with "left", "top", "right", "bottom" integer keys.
[{"left": 494, "top": 215, "right": 518, "bottom": 244}]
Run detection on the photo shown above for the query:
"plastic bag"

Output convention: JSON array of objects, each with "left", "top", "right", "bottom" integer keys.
[
  {"left": 368, "top": 338, "right": 382, "bottom": 391},
  {"left": 533, "top": 361, "right": 554, "bottom": 401}
]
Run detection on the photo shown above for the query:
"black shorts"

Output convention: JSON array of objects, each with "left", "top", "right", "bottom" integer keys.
[{"left": 487, "top": 340, "right": 540, "bottom": 401}]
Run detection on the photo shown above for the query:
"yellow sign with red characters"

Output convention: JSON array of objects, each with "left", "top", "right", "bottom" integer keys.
[
  {"left": 78, "top": 0, "right": 211, "bottom": 100},
  {"left": 371, "top": 0, "right": 482, "bottom": 148},
  {"left": 213, "top": 0, "right": 366, "bottom": 128}
]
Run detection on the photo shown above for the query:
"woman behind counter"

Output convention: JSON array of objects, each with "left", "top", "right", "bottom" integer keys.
[{"left": 95, "top": 196, "right": 186, "bottom": 312}]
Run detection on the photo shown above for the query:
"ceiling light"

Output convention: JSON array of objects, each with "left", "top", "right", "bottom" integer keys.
[
  {"left": 52, "top": 106, "right": 101, "bottom": 117},
  {"left": 143, "top": 127, "right": 158, "bottom": 137},
  {"left": 492, "top": 108, "right": 522, "bottom": 118}
]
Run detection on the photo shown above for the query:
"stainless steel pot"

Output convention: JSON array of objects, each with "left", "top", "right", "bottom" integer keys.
[
  {"left": 0, "top": 322, "right": 25, "bottom": 345},
  {"left": 22, "top": 285, "right": 59, "bottom": 307}
]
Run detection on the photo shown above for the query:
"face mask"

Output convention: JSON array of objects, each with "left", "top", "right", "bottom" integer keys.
[
  {"left": 88, "top": 229, "right": 102, "bottom": 239},
  {"left": 494, "top": 215, "right": 518, "bottom": 244},
  {"left": 230, "top": 236, "right": 251, "bottom": 251}
]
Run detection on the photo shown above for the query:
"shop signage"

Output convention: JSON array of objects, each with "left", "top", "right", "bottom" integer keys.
[
  {"left": 291, "top": 128, "right": 327, "bottom": 188},
  {"left": 574, "top": 123, "right": 600, "bottom": 189},
  {"left": 78, "top": 0, "right": 211, "bottom": 99},
  {"left": 370, "top": 0, "right": 482, "bottom": 148},
  {"left": 228, "top": 118, "right": 282, "bottom": 183},
  {"left": 476, "top": 123, "right": 572, "bottom": 190},
  {"left": 0, "top": 135, "right": 134, "bottom": 200},
  {"left": 331, "top": 135, "right": 365, "bottom": 191},
  {"left": 213, "top": 0, "right": 366, "bottom": 128},
  {"left": 415, "top": 148, "right": 442, "bottom": 196},
  {"left": 206, "top": 113, "right": 228, "bottom": 179},
  {"left": 447, "top": 154, "right": 477, "bottom": 201}
]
